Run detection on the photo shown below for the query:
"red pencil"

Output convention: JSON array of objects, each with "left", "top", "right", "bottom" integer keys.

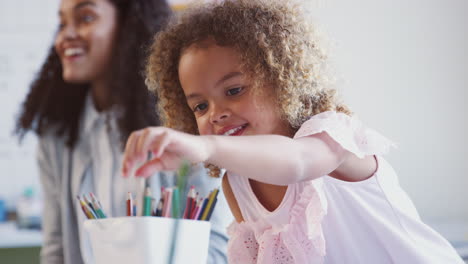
[
  {"left": 126, "top": 192, "right": 133, "bottom": 216},
  {"left": 183, "top": 186, "right": 196, "bottom": 219},
  {"left": 190, "top": 192, "right": 199, "bottom": 219}
]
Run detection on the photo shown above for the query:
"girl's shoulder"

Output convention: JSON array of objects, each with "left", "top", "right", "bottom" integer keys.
[{"left": 294, "top": 111, "right": 395, "bottom": 158}]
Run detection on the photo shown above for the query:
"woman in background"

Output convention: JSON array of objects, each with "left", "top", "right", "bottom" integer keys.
[{"left": 15, "top": 0, "right": 230, "bottom": 263}]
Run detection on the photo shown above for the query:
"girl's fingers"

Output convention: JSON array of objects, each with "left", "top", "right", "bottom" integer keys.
[
  {"left": 135, "top": 153, "right": 180, "bottom": 178},
  {"left": 135, "top": 127, "right": 168, "bottom": 160},
  {"left": 122, "top": 127, "right": 171, "bottom": 177},
  {"left": 123, "top": 131, "right": 136, "bottom": 161},
  {"left": 129, "top": 130, "right": 146, "bottom": 164},
  {"left": 122, "top": 129, "right": 149, "bottom": 177},
  {"left": 135, "top": 158, "right": 163, "bottom": 178},
  {"left": 122, "top": 131, "right": 139, "bottom": 177},
  {"left": 150, "top": 130, "right": 171, "bottom": 159},
  {"left": 135, "top": 128, "right": 152, "bottom": 158}
]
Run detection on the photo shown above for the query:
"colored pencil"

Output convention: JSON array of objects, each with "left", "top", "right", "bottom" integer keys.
[
  {"left": 201, "top": 189, "right": 219, "bottom": 220},
  {"left": 89, "top": 193, "right": 103, "bottom": 208},
  {"left": 155, "top": 198, "right": 163, "bottom": 217},
  {"left": 77, "top": 196, "right": 96, "bottom": 219},
  {"left": 197, "top": 190, "right": 212, "bottom": 220},
  {"left": 183, "top": 186, "right": 195, "bottom": 219},
  {"left": 201, "top": 188, "right": 219, "bottom": 220},
  {"left": 143, "top": 187, "right": 152, "bottom": 216},
  {"left": 172, "top": 187, "right": 180, "bottom": 218},
  {"left": 164, "top": 188, "right": 173, "bottom": 217},
  {"left": 206, "top": 198, "right": 218, "bottom": 221},
  {"left": 192, "top": 198, "right": 203, "bottom": 220},
  {"left": 88, "top": 193, "right": 106, "bottom": 218},
  {"left": 126, "top": 192, "right": 133, "bottom": 216},
  {"left": 82, "top": 195, "right": 97, "bottom": 217}
]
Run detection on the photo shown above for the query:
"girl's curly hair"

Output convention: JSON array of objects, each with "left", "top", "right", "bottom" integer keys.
[
  {"left": 16, "top": 0, "right": 171, "bottom": 149},
  {"left": 146, "top": 0, "right": 351, "bottom": 134},
  {"left": 146, "top": 0, "right": 351, "bottom": 176}
]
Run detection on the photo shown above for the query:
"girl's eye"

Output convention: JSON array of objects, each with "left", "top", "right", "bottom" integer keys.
[
  {"left": 194, "top": 102, "right": 208, "bottom": 112},
  {"left": 226, "top": 87, "right": 243, "bottom": 96}
]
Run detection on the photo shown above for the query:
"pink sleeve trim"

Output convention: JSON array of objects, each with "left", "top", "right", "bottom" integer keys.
[{"left": 294, "top": 111, "right": 396, "bottom": 158}]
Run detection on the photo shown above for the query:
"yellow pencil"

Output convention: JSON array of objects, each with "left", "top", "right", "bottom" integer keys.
[
  {"left": 201, "top": 188, "right": 219, "bottom": 221},
  {"left": 77, "top": 196, "right": 96, "bottom": 219}
]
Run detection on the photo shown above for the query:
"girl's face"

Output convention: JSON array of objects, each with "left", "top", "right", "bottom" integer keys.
[
  {"left": 179, "top": 42, "right": 292, "bottom": 137},
  {"left": 54, "top": 0, "right": 118, "bottom": 83}
]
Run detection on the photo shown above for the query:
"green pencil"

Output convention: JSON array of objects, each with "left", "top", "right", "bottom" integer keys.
[
  {"left": 143, "top": 187, "right": 152, "bottom": 216},
  {"left": 172, "top": 187, "right": 180, "bottom": 218}
]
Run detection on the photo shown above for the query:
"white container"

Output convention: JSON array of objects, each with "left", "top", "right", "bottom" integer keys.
[{"left": 83, "top": 217, "right": 211, "bottom": 264}]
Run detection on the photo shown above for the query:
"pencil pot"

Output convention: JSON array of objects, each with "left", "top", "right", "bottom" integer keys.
[{"left": 83, "top": 217, "right": 211, "bottom": 264}]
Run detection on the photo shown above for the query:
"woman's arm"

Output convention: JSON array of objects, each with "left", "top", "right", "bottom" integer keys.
[{"left": 37, "top": 139, "right": 64, "bottom": 264}]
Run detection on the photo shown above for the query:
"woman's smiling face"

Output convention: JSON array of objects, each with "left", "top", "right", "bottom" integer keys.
[
  {"left": 54, "top": 0, "right": 118, "bottom": 83},
  {"left": 178, "top": 41, "right": 292, "bottom": 137}
]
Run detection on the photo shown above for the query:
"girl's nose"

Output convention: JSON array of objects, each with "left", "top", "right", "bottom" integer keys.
[{"left": 210, "top": 105, "right": 231, "bottom": 124}]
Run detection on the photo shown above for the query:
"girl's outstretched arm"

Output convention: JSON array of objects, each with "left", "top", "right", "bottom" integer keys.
[
  {"left": 204, "top": 132, "right": 350, "bottom": 185},
  {"left": 122, "top": 127, "right": 374, "bottom": 185}
]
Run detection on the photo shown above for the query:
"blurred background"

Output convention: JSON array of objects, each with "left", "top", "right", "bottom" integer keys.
[{"left": 0, "top": 0, "right": 466, "bottom": 263}]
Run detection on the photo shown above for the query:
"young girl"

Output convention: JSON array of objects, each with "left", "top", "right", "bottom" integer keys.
[{"left": 122, "top": 0, "right": 464, "bottom": 263}]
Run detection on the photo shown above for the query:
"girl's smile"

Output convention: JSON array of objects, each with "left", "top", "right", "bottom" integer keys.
[{"left": 218, "top": 123, "right": 249, "bottom": 136}]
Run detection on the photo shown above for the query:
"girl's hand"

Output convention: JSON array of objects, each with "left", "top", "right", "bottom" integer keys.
[{"left": 121, "top": 127, "right": 210, "bottom": 178}]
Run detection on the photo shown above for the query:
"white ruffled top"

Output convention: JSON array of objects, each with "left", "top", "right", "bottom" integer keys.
[{"left": 226, "top": 111, "right": 463, "bottom": 264}]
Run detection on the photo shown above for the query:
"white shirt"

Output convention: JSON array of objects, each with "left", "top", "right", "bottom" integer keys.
[{"left": 321, "top": 156, "right": 463, "bottom": 263}]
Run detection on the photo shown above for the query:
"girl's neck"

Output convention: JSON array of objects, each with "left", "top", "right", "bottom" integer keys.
[{"left": 90, "top": 75, "right": 113, "bottom": 112}]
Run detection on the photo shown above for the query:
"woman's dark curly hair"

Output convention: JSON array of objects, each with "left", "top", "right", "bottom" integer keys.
[{"left": 15, "top": 0, "right": 171, "bottom": 149}]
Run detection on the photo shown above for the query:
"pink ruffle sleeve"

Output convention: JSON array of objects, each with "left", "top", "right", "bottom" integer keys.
[
  {"left": 227, "top": 179, "right": 327, "bottom": 264},
  {"left": 294, "top": 111, "right": 395, "bottom": 157}
]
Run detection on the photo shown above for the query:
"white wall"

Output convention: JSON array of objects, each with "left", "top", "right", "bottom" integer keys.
[
  {"left": 0, "top": 0, "right": 60, "bottom": 208},
  {"left": 305, "top": 0, "right": 468, "bottom": 221}
]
